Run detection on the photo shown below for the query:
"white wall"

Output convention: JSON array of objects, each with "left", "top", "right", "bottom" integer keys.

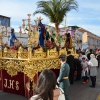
[{"left": 3, "top": 33, "right": 28, "bottom": 45}]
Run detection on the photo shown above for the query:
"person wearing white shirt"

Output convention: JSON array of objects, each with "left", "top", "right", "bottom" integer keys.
[
  {"left": 81, "top": 57, "right": 89, "bottom": 84},
  {"left": 88, "top": 54, "right": 98, "bottom": 88}
]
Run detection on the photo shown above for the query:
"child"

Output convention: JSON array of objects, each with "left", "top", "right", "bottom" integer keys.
[{"left": 81, "top": 57, "right": 89, "bottom": 84}]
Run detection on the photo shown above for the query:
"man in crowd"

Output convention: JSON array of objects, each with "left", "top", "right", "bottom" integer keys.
[
  {"left": 57, "top": 54, "right": 70, "bottom": 100},
  {"left": 76, "top": 51, "right": 83, "bottom": 81},
  {"left": 67, "top": 51, "right": 75, "bottom": 84},
  {"left": 87, "top": 49, "right": 93, "bottom": 60}
]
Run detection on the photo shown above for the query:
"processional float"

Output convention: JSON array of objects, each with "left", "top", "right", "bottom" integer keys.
[{"left": 0, "top": 14, "right": 78, "bottom": 98}]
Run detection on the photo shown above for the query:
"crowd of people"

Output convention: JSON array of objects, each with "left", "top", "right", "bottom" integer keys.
[
  {"left": 76, "top": 49, "right": 100, "bottom": 87},
  {"left": 29, "top": 49, "right": 100, "bottom": 100}
]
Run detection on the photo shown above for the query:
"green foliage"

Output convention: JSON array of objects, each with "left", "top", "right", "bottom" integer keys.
[{"left": 33, "top": 0, "right": 78, "bottom": 24}]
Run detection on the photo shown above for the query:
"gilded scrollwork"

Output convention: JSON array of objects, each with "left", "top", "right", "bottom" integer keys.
[
  {"left": 19, "top": 53, "right": 28, "bottom": 59},
  {"left": 0, "top": 46, "right": 77, "bottom": 80},
  {"left": 59, "top": 48, "right": 67, "bottom": 55},
  {"left": 3, "top": 49, "right": 17, "bottom": 58},
  {"left": 32, "top": 52, "right": 46, "bottom": 58}
]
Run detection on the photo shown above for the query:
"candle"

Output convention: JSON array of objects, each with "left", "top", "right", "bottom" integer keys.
[
  {"left": 27, "top": 14, "right": 31, "bottom": 19},
  {"left": 22, "top": 19, "right": 25, "bottom": 25}
]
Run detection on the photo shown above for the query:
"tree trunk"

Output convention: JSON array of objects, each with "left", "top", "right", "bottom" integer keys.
[{"left": 55, "top": 22, "right": 59, "bottom": 34}]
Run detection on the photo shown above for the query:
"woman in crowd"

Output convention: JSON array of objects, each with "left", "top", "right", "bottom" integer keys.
[
  {"left": 88, "top": 54, "right": 98, "bottom": 88},
  {"left": 30, "top": 69, "right": 56, "bottom": 100}
]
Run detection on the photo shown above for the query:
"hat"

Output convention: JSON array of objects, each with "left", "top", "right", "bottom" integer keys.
[
  {"left": 82, "top": 55, "right": 87, "bottom": 59},
  {"left": 59, "top": 54, "right": 67, "bottom": 59},
  {"left": 82, "top": 57, "right": 86, "bottom": 59},
  {"left": 90, "top": 54, "right": 95, "bottom": 58}
]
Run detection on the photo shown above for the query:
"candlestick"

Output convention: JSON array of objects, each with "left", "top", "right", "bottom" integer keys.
[
  {"left": 0, "top": 25, "right": 8, "bottom": 46},
  {"left": 27, "top": 14, "right": 31, "bottom": 19},
  {"left": 19, "top": 26, "right": 22, "bottom": 37},
  {"left": 22, "top": 19, "right": 25, "bottom": 26},
  {"left": 19, "top": 26, "right": 22, "bottom": 31}
]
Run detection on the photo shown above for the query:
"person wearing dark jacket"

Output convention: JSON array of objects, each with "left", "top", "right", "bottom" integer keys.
[
  {"left": 75, "top": 58, "right": 82, "bottom": 81},
  {"left": 67, "top": 51, "right": 75, "bottom": 84},
  {"left": 87, "top": 49, "right": 93, "bottom": 60}
]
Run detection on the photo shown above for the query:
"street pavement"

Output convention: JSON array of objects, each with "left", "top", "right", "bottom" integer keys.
[
  {"left": 0, "top": 67, "right": 100, "bottom": 100},
  {"left": 68, "top": 67, "right": 100, "bottom": 100}
]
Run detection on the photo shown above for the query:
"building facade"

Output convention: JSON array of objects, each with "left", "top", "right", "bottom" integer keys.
[
  {"left": 0, "top": 15, "right": 10, "bottom": 27},
  {"left": 79, "top": 28, "right": 100, "bottom": 49},
  {"left": 75, "top": 29, "right": 83, "bottom": 49}
]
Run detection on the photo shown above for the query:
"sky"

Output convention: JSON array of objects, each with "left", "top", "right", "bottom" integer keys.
[{"left": 0, "top": 0, "right": 100, "bottom": 36}]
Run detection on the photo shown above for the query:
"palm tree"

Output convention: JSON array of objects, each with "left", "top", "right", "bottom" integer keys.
[{"left": 33, "top": 0, "right": 78, "bottom": 34}]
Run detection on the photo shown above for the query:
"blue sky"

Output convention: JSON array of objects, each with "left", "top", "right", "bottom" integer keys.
[{"left": 0, "top": 0, "right": 100, "bottom": 36}]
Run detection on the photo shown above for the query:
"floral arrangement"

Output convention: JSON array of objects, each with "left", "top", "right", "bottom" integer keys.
[
  {"left": 3, "top": 42, "right": 8, "bottom": 47},
  {"left": 21, "top": 42, "right": 27, "bottom": 49},
  {"left": 2, "top": 41, "right": 28, "bottom": 50},
  {"left": 3, "top": 42, "right": 10, "bottom": 49},
  {"left": 32, "top": 40, "right": 38, "bottom": 47}
]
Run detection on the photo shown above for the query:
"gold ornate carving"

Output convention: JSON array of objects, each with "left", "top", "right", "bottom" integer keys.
[
  {"left": 0, "top": 46, "right": 78, "bottom": 80},
  {"left": 68, "top": 48, "right": 74, "bottom": 54},
  {"left": 59, "top": 48, "right": 67, "bottom": 55},
  {"left": 3, "top": 49, "right": 17, "bottom": 58},
  {"left": 33, "top": 47, "right": 46, "bottom": 58},
  {"left": 18, "top": 46, "right": 23, "bottom": 59},
  {"left": 34, "top": 47, "right": 43, "bottom": 53},
  {"left": 21, "top": 53, "right": 28, "bottom": 59},
  {"left": 4, "top": 47, "right": 8, "bottom": 53},
  {"left": 0, "top": 14, "right": 78, "bottom": 81},
  {"left": 47, "top": 47, "right": 59, "bottom": 58}
]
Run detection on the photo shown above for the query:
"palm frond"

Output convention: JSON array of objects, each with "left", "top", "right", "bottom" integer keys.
[{"left": 33, "top": 0, "right": 78, "bottom": 24}]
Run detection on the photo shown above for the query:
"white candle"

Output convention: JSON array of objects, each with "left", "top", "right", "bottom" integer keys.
[
  {"left": 22, "top": 19, "right": 25, "bottom": 25},
  {"left": 27, "top": 14, "right": 31, "bottom": 19}
]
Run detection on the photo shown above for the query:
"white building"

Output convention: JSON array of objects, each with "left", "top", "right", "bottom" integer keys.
[
  {"left": 75, "top": 29, "right": 84, "bottom": 49},
  {"left": 78, "top": 28, "right": 100, "bottom": 49}
]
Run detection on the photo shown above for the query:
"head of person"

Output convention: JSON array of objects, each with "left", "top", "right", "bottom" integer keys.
[
  {"left": 67, "top": 51, "right": 71, "bottom": 55},
  {"left": 90, "top": 54, "right": 98, "bottom": 67},
  {"left": 37, "top": 17, "right": 43, "bottom": 24},
  {"left": 79, "top": 51, "right": 83, "bottom": 57},
  {"left": 59, "top": 54, "right": 67, "bottom": 63},
  {"left": 90, "top": 54, "right": 95, "bottom": 59},
  {"left": 11, "top": 28, "right": 15, "bottom": 33},
  {"left": 82, "top": 57, "right": 86, "bottom": 62},
  {"left": 35, "top": 69, "right": 56, "bottom": 100},
  {"left": 66, "top": 33, "right": 70, "bottom": 38},
  {"left": 90, "top": 49, "right": 93, "bottom": 53},
  {"left": 37, "top": 19, "right": 41, "bottom": 24},
  {"left": 82, "top": 52, "right": 85, "bottom": 55}
]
